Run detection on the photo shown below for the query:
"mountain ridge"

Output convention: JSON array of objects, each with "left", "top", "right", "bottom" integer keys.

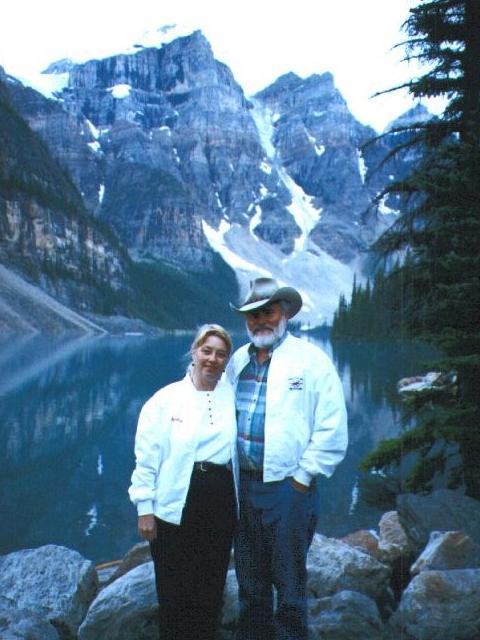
[{"left": 0, "top": 30, "right": 425, "bottom": 329}]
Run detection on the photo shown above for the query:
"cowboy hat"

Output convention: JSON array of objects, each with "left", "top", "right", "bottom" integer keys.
[{"left": 230, "top": 277, "right": 302, "bottom": 319}]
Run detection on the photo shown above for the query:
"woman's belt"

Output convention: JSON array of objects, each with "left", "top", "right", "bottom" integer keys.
[{"left": 193, "top": 461, "right": 231, "bottom": 474}]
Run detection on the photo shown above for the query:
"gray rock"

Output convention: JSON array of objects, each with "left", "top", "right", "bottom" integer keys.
[
  {"left": 397, "top": 371, "right": 457, "bottom": 398},
  {"left": 389, "top": 569, "right": 480, "bottom": 640},
  {"left": 378, "top": 510, "right": 412, "bottom": 564},
  {"left": 377, "top": 511, "right": 415, "bottom": 602},
  {"left": 82, "top": 562, "right": 237, "bottom": 640},
  {"left": 379, "top": 510, "right": 409, "bottom": 549},
  {"left": 397, "top": 489, "right": 480, "bottom": 554},
  {"left": 78, "top": 561, "right": 158, "bottom": 640},
  {"left": 107, "top": 541, "right": 151, "bottom": 585},
  {"left": 0, "top": 605, "right": 60, "bottom": 640},
  {"left": 222, "top": 566, "right": 390, "bottom": 638},
  {"left": 220, "top": 569, "right": 240, "bottom": 630},
  {"left": 306, "top": 533, "right": 392, "bottom": 604},
  {"left": 411, "top": 530, "right": 480, "bottom": 575},
  {"left": 309, "top": 590, "right": 388, "bottom": 640},
  {"left": 340, "top": 530, "right": 381, "bottom": 561},
  {"left": 0, "top": 545, "right": 98, "bottom": 640}
]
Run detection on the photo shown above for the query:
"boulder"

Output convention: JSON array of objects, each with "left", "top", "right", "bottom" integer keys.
[
  {"left": 78, "top": 561, "right": 158, "bottom": 640},
  {"left": 389, "top": 569, "right": 480, "bottom": 640},
  {"left": 220, "top": 569, "right": 240, "bottom": 631},
  {"left": 0, "top": 545, "right": 98, "bottom": 640},
  {"left": 306, "top": 534, "right": 392, "bottom": 606},
  {"left": 378, "top": 510, "right": 412, "bottom": 564},
  {"left": 221, "top": 567, "right": 390, "bottom": 638},
  {"left": 340, "top": 530, "right": 381, "bottom": 561},
  {"left": 309, "top": 590, "right": 387, "bottom": 640},
  {"left": 95, "top": 561, "right": 122, "bottom": 588},
  {"left": 0, "top": 604, "right": 60, "bottom": 640},
  {"left": 107, "top": 541, "right": 151, "bottom": 584},
  {"left": 378, "top": 511, "right": 410, "bottom": 553},
  {"left": 221, "top": 569, "right": 239, "bottom": 629},
  {"left": 377, "top": 510, "right": 415, "bottom": 600},
  {"left": 411, "top": 531, "right": 480, "bottom": 576},
  {"left": 397, "top": 371, "right": 457, "bottom": 398},
  {"left": 397, "top": 489, "right": 480, "bottom": 553}
]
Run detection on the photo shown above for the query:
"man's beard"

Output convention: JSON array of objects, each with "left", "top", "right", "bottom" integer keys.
[{"left": 247, "top": 316, "right": 287, "bottom": 349}]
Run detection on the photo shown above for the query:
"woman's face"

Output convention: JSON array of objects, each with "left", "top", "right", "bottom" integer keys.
[{"left": 192, "top": 335, "right": 229, "bottom": 387}]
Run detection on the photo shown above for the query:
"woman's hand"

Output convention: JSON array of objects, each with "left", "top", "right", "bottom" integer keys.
[{"left": 138, "top": 514, "right": 157, "bottom": 541}]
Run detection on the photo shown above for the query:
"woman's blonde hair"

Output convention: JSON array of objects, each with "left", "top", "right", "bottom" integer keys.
[{"left": 190, "top": 324, "right": 233, "bottom": 358}]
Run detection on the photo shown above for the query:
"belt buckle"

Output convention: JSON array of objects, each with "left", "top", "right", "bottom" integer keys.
[{"left": 199, "top": 462, "right": 208, "bottom": 472}]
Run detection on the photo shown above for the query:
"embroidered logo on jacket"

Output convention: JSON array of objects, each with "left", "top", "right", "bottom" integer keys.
[{"left": 288, "top": 376, "right": 304, "bottom": 390}]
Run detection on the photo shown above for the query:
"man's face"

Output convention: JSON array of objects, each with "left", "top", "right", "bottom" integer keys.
[{"left": 245, "top": 302, "right": 287, "bottom": 349}]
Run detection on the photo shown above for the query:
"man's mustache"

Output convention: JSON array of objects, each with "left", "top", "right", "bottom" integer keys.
[{"left": 254, "top": 325, "right": 275, "bottom": 332}]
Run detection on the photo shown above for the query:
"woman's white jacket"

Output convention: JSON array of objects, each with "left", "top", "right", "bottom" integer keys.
[{"left": 129, "top": 373, "right": 239, "bottom": 525}]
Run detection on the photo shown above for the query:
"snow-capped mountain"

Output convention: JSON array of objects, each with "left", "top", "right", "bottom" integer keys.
[{"left": 3, "top": 28, "right": 416, "bottom": 327}]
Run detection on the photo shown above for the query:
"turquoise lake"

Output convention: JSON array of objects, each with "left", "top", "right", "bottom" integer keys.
[{"left": 0, "top": 332, "right": 436, "bottom": 563}]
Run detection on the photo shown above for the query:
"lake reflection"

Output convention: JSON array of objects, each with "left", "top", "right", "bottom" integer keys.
[{"left": 0, "top": 333, "right": 436, "bottom": 563}]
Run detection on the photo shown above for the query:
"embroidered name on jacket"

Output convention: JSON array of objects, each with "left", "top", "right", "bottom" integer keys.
[{"left": 288, "top": 376, "right": 304, "bottom": 390}]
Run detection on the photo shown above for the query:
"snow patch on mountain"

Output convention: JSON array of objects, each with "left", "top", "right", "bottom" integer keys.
[
  {"left": 202, "top": 220, "right": 353, "bottom": 326},
  {"left": 109, "top": 84, "right": 131, "bottom": 99},
  {"left": 249, "top": 100, "right": 322, "bottom": 252},
  {"left": 86, "top": 120, "right": 100, "bottom": 139},
  {"left": 250, "top": 100, "right": 277, "bottom": 158},
  {"left": 249, "top": 207, "right": 262, "bottom": 237},
  {"left": 278, "top": 168, "right": 322, "bottom": 252},
  {"left": 201, "top": 95, "right": 351, "bottom": 325},
  {"left": 88, "top": 141, "right": 101, "bottom": 154},
  {"left": 357, "top": 149, "right": 367, "bottom": 183},
  {"left": 377, "top": 194, "right": 400, "bottom": 216},
  {"left": 19, "top": 71, "right": 69, "bottom": 99},
  {"left": 260, "top": 160, "right": 272, "bottom": 174},
  {"left": 203, "top": 220, "right": 271, "bottom": 276},
  {"left": 17, "top": 23, "right": 199, "bottom": 101},
  {"left": 306, "top": 130, "right": 325, "bottom": 156}
]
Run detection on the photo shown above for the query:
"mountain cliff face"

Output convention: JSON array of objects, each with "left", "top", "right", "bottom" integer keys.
[
  {"left": 3, "top": 30, "right": 419, "bottom": 326},
  {"left": 0, "top": 69, "right": 133, "bottom": 319},
  {"left": 253, "top": 71, "right": 399, "bottom": 262}
]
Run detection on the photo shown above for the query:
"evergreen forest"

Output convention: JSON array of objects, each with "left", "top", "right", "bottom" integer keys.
[{"left": 331, "top": 0, "right": 480, "bottom": 498}]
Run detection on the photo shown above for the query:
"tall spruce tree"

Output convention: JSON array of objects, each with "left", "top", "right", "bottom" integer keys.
[{"left": 354, "top": 0, "right": 480, "bottom": 497}]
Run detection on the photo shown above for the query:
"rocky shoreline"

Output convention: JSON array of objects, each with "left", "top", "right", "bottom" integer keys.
[{"left": 1, "top": 489, "right": 480, "bottom": 640}]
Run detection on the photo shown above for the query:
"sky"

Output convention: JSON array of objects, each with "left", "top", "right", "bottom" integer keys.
[{"left": 0, "top": 0, "right": 446, "bottom": 132}]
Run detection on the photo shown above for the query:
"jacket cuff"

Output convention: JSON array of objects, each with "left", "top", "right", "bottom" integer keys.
[
  {"left": 137, "top": 500, "right": 154, "bottom": 516},
  {"left": 293, "top": 468, "right": 313, "bottom": 486}
]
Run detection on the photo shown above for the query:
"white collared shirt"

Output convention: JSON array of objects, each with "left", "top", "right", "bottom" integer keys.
[{"left": 193, "top": 388, "right": 232, "bottom": 465}]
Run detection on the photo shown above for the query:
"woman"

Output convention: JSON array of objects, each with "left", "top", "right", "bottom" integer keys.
[{"left": 129, "top": 324, "right": 238, "bottom": 640}]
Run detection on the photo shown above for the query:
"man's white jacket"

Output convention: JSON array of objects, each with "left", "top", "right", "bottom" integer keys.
[
  {"left": 129, "top": 373, "right": 239, "bottom": 525},
  {"left": 228, "top": 333, "right": 348, "bottom": 485}
]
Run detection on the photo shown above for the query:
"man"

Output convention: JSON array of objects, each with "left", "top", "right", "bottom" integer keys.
[{"left": 228, "top": 277, "right": 348, "bottom": 640}]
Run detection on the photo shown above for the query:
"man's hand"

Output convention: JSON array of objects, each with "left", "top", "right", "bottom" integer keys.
[
  {"left": 289, "top": 478, "right": 310, "bottom": 494},
  {"left": 138, "top": 514, "right": 157, "bottom": 541}
]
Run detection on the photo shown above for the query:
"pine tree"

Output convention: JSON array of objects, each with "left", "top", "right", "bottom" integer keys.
[{"left": 346, "top": 0, "right": 480, "bottom": 497}]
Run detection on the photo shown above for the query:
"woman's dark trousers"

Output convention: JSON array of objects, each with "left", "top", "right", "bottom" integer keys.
[{"left": 150, "top": 465, "right": 236, "bottom": 640}]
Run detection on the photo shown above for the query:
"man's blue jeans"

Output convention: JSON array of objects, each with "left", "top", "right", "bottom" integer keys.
[{"left": 235, "top": 475, "right": 317, "bottom": 640}]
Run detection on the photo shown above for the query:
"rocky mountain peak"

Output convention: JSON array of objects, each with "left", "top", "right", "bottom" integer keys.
[
  {"left": 387, "top": 103, "right": 432, "bottom": 130},
  {"left": 4, "top": 30, "right": 420, "bottom": 326},
  {"left": 43, "top": 58, "right": 75, "bottom": 75},
  {"left": 255, "top": 73, "right": 352, "bottom": 127}
]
